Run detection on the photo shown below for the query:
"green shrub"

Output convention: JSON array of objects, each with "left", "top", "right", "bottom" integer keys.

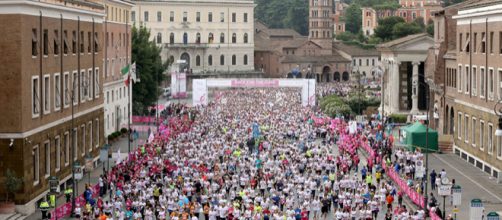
[
  {"left": 120, "top": 128, "right": 128, "bottom": 134},
  {"left": 389, "top": 114, "right": 408, "bottom": 123}
]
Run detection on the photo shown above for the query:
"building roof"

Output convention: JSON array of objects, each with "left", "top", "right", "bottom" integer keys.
[
  {"left": 281, "top": 37, "right": 309, "bottom": 49},
  {"left": 377, "top": 33, "right": 429, "bottom": 49},
  {"left": 267, "top": 29, "right": 302, "bottom": 37},
  {"left": 281, "top": 50, "right": 350, "bottom": 63},
  {"left": 333, "top": 42, "right": 380, "bottom": 57},
  {"left": 460, "top": 0, "right": 502, "bottom": 10}
]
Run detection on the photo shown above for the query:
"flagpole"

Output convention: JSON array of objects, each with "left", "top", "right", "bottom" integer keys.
[{"left": 126, "top": 18, "right": 131, "bottom": 154}]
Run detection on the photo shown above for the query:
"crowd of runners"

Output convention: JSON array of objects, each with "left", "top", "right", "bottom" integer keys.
[{"left": 69, "top": 86, "right": 441, "bottom": 220}]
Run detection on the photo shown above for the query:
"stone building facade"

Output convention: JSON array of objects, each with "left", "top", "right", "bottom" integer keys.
[
  {"left": 450, "top": 0, "right": 502, "bottom": 182},
  {"left": 103, "top": 0, "right": 133, "bottom": 137},
  {"left": 0, "top": 0, "right": 105, "bottom": 214},
  {"left": 131, "top": 0, "right": 255, "bottom": 74}
]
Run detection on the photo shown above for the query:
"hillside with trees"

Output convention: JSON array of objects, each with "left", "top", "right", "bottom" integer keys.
[{"left": 254, "top": 0, "right": 309, "bottom": 35}]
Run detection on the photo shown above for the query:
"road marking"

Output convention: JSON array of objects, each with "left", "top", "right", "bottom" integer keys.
[{"left": 432, "top": 154, "right": 502, "bottom": 202}]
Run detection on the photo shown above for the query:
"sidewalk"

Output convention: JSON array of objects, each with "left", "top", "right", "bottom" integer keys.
[{"left": 25, "top": 129, "right": 150, "bottom": 220}]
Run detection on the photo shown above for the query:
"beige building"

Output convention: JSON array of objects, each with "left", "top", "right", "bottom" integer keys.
[
  {"left": 0, "top": 0, "right": 105, "bottom": 214},
  {"left": 450, "top": 0, "right": 502, "bottom": 182},
  {"left": 103, "top": 0, "right": 133, "bottom": 137},
  {"left": 131, "top": 0, "right": 255, "bottom": 74}
]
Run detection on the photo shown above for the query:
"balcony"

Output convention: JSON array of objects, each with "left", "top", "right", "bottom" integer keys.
[{"left": 164, "top": 43, "right": 209, "bottom": 49}]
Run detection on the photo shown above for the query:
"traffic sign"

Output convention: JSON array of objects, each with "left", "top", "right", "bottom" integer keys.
[
  {"left": 438, "top": 184, "right": 452, "bottom": 196},
  {"left": 453, "top": 207, "right": 459, "bottom": 213},
  {"left": 452, "top": 185, "right": 462, "bottom": 206}
]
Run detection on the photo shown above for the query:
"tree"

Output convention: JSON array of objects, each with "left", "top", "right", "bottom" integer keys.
[
  {"left": 283, "top": 0, "right": 309, "bottom": 35},
  {"left": 412, "top": 17, "right": 426, "bottom": 30},
  {"left": 426, "top": 19, "right": 434, "bottom": 36},
  {"left": 4, "top": 169, "right": 23, "bottom": 202},
  {"left": 374, "top": 16, "right": 405, "bottom": 41},
  {"left": 255, "top": 0, "right": 308, "bottom": 35},
  {"left": 344, "top": 4, "right": 362, "bottom": 34},
  {"left": 392, "top": 22, "right": 423, "bottom": 39},
  {"left": 131, "top": 25, "right": 170, "bottom": 115}
]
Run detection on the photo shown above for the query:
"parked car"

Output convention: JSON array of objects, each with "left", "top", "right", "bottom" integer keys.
[{"left": 163, "top": 88, "right": 171, "bottom": 97}]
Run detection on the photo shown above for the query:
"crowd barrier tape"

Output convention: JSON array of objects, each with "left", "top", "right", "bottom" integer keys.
[{"left": 132, "top": 116, "right": 156, "bottom": 124}]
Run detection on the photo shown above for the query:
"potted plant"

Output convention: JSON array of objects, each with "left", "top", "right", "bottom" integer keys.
[
  {"left": 0, "top": 169, "right": 23, "bottom": 214},
  {"left": 108, "top": 134, "right": 114, "bottom": 144},
  {"left": 120, "top": 128, "right": 128, "bottom": 137}
]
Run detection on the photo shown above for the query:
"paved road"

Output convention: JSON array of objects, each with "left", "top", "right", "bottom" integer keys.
[{"left": 427, "top": 153, "right": 502, "bottom": 218}]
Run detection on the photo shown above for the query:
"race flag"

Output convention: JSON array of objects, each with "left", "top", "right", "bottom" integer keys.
[
  {"left": 121, "top": 64, "right": 130, "bottom": 75},
  {"left": 124, "top": 74, "right": 130, "bottom": 87},
  {"left": 148, "top": 132, "right": 154, "bottom": 144}
]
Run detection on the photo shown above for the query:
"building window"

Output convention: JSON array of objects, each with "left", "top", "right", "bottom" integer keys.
[
  {"left": 183, "top": 12, "right": 187, "bottom": 22},
  {"left": 208, "top": 55, "right": 212, "bottom": 66},
  {"left": 458, "top": 66, "right": 462, "bottom": 92},
  {"left": 63, "top": 72, "right": 69, "bottom": 107},
  {"left": 43, "top": 75, "right": 50, "bottom": 114},
  {"left": 220, "top": 55, "right": 225, "bottom": 65},
  {"left": 465, "top": 33, "right": 470, "bottom": 52},
  {"left": 220, "top": 33, "right": 225, "bottom": 43},
  {"left": 459, "top": 33, "right": 463, "bottom": 52},
  {"left": 157, "top": 33, "right": 162, "bottom": 44},
  {"left": 472, "top": 118, "right": 477, "bottom": 147},
  {"left": 72, "top": 72, "right": 78, "bottom": 105},
  {"left": 157, "top": 11, "right": 162, "bottom": 22},
  {"left": 32, "top": 29, "right": 38, "bottom": 56},
  {"left": 87, "top": 69, "right": 92, "bottom": 101},
  {"left": 80, "top": 70, "right": 86, "bottom": 102},
  {"left": 472, "top": 67, "right": 477, "bottom": 96},
  {"left": 208, "top": 12, "right": 213, "bottom": 22},
  {"left": 64, "top": 132, "right": 69, "bottom": 166},
  {"left": 44, "top": 141, "right": 50, "bottom": 177},
  {"left": 79, "top": 31, "right": 84, "bottom": 53},
  {"left": 95, "top": 119, "right": 99, "bottom": 148},
  {"left": 33, "top": 145, "right": 40, "bottom": 185},
  {"left": 72, "top": 128, "right": 77, "bottom": 160},
  {"left": 489, "top": 124, "right": 493, "bottom": 154},
  {"left": 489, "top": 69, "right": 495, "bottom": 99},
  {"left": 232, "top": 33, "right": 236, "bottom": 43},
  {"left": 81, "top": 125, "right": 86, "bottom": 156},
  {"left": 481, "top": 67, "right": 485, "bottom": 97},
  {"left": 144, "top": 11, "right": 149, "bottom": 22},
  {"left": 55, "top": 136, "right": 61, "bottom": 171},
  {"left": 87, "top": 32, "right": 91, "bottom": 53},
  {"left": 490, "top": 32, "right": 494, "bottom": 54},
  {"left": 196, "top": 55, "right": 201, "bottom": 66},
  {"left": 244, "top": 13, "right": 248, "bottom": 22},
  {"left": 43, "top": 29, "right": 48, "bottom": 56},
  {"left": 480, "top": 121, "right": 485, "bottom": 151},
  {"left": 458, "top": 112, "right": 462, "bottom": 139},
  {"left": 232, "top": 55, "right": 236, "bottom": 65},
  {"left": 94, "top": 32, "right": 99, "bottom": 52},
  {"left": 465, "top": 66, "right": 469, "bottom": 94},
  {"left": 244, "top": 33, "right": 248, "bottom": 43},
  {"left": 208, "top": 33, "right": 214, "bottom": 43},
  {"left": 481, "top": 32, "right": 486, "bottom": 53},
  {"left": 196, "top": 33, "right": 201, "bottom": 43},
  {"left": 32, "top": 76, "right": 40, "bottom": 117},
  {"left": 196, "top": 12, "right": 200, "bottom": 22},
  {"left": 94, "top": 68, "right": 100, "bottom": 98},
  {"left": 72, "top": 31, "right": 77, "bottom": 54},
  {"left": 232, "top": 13, "right": 236, "bottom": 22},
  {"left": 465, "top": 115, "right": 469, "bottom": 143},
  {"left": 244, "top": 55, "right": 248, "bottom": 65},
  {"left": 131, "top": 11, "right": 135, "bottom": 22},
  {"left": 54, "top": 30, "right": 60, "bottom": 55},
  {"left": 54, "top": 74, "right": 61, "bottom": 110},
  {"left": 170, "top": 33, "right": 174, "bottom": 44},
  {"left": 170, "top": 11, "right": 174, "bottom": 22},
  {"left": 499, "top": 32, "right": 502, "bottom": 54},
  {"left": 88, "top": 122, "right": 93, "bottom": 152},
  {"left": 220, "top": 12, "right": 224, "bottom": 22}
]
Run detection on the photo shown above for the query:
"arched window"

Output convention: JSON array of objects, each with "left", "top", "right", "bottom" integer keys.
[
  {"left": 208, "top": 33, "right": 214, "bottom": 43},
  {"left": 243, "top": 55, "right": 248, "bottom": 65},
  {"left": 232, "top": 55, "right": 236, "bottom": 65},
  {"left": 232, "top": 33, "right": 236, "bottom": 43},
  {"left": 220, "top": 33, "right": 225, "bottom": 43},
  {"left": 208, "top": 55, "right": 213, "bottom": 66},
  {"left": 169, "top": 33, "right": 174, "bottom": 44},
  {"left": 183, "top": 32, "right": 188, "bottom": 44},
  {"left": 196, "top": 33, "right": 201, "bottom": 44},
  {"left": 157, "top": 33, "right": 162, "bottom": 44},
  {"left": 244, "top": 33, "right": 248, "bottom": 43},
  {"left": 196, "top": 55, "right": 201, "bottom": 66},
  {"left": 220, "top": 55, "right": 225, "bottom": 65}
]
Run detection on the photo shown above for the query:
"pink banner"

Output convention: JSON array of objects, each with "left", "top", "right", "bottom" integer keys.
[
  {"left": 132, "top": 116, "right": 156, "bottom": 124},
  {"left": 50, "top": 184, "right": 100, "bottom": 219},
  {"left": 230, "top": 80, "right": 279, "bottom": 87}
]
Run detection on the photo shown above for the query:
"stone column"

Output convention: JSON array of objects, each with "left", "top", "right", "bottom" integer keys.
[
  {"left": 391, "top": 61, "right": 401, "bottom": 113},
  {"left": 411, "top": 61, "right": 420, "bottom": 114}
]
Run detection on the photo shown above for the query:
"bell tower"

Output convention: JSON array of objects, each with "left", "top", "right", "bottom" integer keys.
[{"left": 309, "top": 0, "right": 333, "bottom": 55}]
